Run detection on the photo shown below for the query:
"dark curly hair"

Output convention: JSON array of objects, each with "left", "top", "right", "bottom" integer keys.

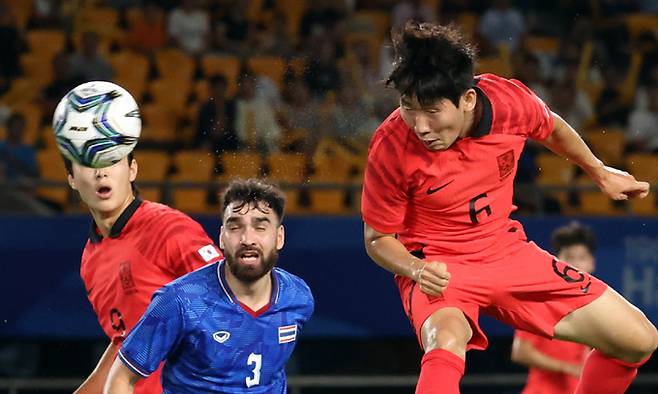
[
  {"left": 221, "top": 178, "right": 286, "bottom": 223},
  {"left": 386, "top": 21, "right": 476, "bottom": 107},
  {"left": 551, "top": 221, "right": 597, "bottom": 255}
]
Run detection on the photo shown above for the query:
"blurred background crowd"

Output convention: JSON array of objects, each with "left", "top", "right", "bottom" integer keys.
[{"left": 0, "top": 0, "right": 658, "bottom": 217}]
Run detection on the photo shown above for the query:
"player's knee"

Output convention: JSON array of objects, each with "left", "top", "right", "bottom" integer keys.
[{"left": 422, "top": 317, "right": 472, "bottom": 355}]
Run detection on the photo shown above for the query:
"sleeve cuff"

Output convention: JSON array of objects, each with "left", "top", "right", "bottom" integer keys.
[{"left": 118, "top": 349, "right": 151, "bottom": 378}]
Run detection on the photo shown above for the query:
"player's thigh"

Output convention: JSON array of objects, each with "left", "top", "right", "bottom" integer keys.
[
  {"left": 554, "top": 287, "right": 658, "bottom": 362},
  {"left": 421, "top": 307, "right": 472, "bottom": 359}
]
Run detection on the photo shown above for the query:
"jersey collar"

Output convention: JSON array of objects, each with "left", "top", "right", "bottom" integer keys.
[
  {"left": 88, "top": 197, "right": 143, "bottom": 244},
  {"left": 471, "top": 78, "right": 493, "bottom": 138},
  {"left": 216, "top": 259, "right": 281, "bottom": 306}
]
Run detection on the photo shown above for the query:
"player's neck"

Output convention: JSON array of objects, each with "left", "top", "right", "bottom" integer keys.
[
  {"left": 225, "top": 269, "right": 273, "bottom": 311},
  {"left": 90, "top": 194, "right": 135, "bottom": 237}
]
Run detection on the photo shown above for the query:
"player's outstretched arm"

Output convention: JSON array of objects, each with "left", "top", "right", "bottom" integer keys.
[
  {"left": 364, "top": 223, "right": 450, "bottom": 296},
  {"left": 74, "top": 342, "right": 118, "bottom": 394},
  {"left": 103, "top": 358, "right": 141, "bottom": 394},
  {"left": 511, "top": 336, "right": 582, "bottom": 377},
  {"left": 540, "top": 112, "right": 650, "bottom": 200}
]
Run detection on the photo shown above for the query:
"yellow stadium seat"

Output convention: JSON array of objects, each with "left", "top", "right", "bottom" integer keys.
[
  {"left": 524, "top": 36, "right": 559, "bottom": 55},
  {"left": 172, "top": 150, "right": 215, "bottom": 181},
  {"left": 140, "top": 104, "right": 178, "bottom": 144},
  {"left": 536, "top": 153, "right": 576, "bottom": 210},
  {"left": 155, "top": 48, "right": 195, "bottom": 81},
  {"left": 126, "top": 7, "right": 143, "bottom": 28},
  {"left": 113, "top": 76, "right": 147, "bottom": 102},
  {"left": 20, "top": 53, "right": 54, "bottom": 86},
  {"left": 26, "top": 30, "right": 66, "bottom": 56},
  {"left": 585, "top": 129, "right": 625, "bottom": 166},
  {"left": 0, "top": 78, "right": 41, "bottom": 107},
  {"left": 133, "top": 150, "right": 170, "bottom": 181},
  {"left": 149, "top": 78, "right": 191, "bottom": 114},
  {"left": 109, "top": 51, "right": 150, "bottom": 82},
  {"left": 201, "top": 55, "right": 240, "bottom": 96},
  {"left": 276, "top": 0, "right": 306, "bottom": 40},
  {"left": 627, "top": 154, "right": 658, "bottom": 183},
  {"left": 576, "top": 179, "right": 623, "bottom": 215},
  {"left": 173, "top": 188, "right": 215, "bottom": 214},
  {"left": 247, "top": 56, "right": 286, "bottom": 88},
  {"left": 267, "top": 153, "right": 306, "bottom": 183},
  {"left": 309, "top": 188, "right": 351, "bottom": 215},
  {"left": 629, "top": 196, "right": 658, "bottom": 216},
  {"left": 624, "top": 14, "right": 658, "bottom": 40},
  {"left": 221, "top": 152, "right": 264, "bottom": 180},
  {"left": 352, "top": 10, "right": 390, "bottom": 39},
  {"left": 37, "top": 150, "right": 70, "bottom": 206},
  {"left": 457, "top": 13, "right": 479, "bottom": 38}
]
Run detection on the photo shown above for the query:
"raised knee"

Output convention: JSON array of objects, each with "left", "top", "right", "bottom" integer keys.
[{"left": 431, "top": 329, "right": 471, "bottom": 354}]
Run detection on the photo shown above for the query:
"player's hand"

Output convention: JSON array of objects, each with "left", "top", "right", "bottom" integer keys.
[
  {"left": 561, "top": 362, "right": 583, "bottom": 377},
  {"left": 412, "top": 260, "right": 450, "bottom": 296},
  {"left": 595, "top": 165, "right": 650, "bottom": 200}
]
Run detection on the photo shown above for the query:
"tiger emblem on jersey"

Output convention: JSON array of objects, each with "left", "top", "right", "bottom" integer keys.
[{"left": 497, "top": 149, "right": 515, "bottom": 180}]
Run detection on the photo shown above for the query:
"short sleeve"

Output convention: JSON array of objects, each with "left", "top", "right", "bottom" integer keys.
[
  {"left": 509, "top": 79, "right": 554, "bottom": 141},
  {"left": 162, "top": 216, "right": 223, "bottom": 276},
  {"left": 119, "top": 286, "right": 184, "bottom": 377},
  {"left": 361, "top": 134, "right": 409, "bottom": 234}
]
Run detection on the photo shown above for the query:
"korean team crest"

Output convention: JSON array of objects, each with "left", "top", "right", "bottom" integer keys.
[
  {"left": 497, "top": 150, "right": 515, "bottom": 180},
  {"left": 278, "top": 325, "right": 297, "bottom": 344}
]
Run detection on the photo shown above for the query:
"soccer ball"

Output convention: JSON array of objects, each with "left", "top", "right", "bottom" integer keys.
[{"left": 53, "top": 81, "right": 141, "bottom": 168}]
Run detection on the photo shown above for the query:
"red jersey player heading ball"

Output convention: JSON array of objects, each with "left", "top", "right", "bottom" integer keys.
[
  {"left": 64, "top": 150, "right": 223, "bottom": 394},
  {"left": 361, "top": 21, "right": 657, "bottom": 394}
]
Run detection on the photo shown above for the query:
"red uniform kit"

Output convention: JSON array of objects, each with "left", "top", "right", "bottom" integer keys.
[
  {"left": 515, "top": 330, "right": 588, "bottom": 394},
  {"left": 362, "top": 73, "right": 607, "bottom": 350},
  {"left": 81, "top": 198, "right": 222, "bottom": 393}
]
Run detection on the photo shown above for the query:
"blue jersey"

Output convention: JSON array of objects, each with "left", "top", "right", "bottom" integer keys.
[{"left": 118, "top": 260, "right": 314, "bottom": 393}]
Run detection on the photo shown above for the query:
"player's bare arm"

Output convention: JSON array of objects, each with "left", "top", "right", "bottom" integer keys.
[
  {"left": 104, "top": 358, "right": 141, "bottom": 394},
  {"left": 511, "top": 336, "right": 582, "bottom": 377},
  {"left": 364, "top": 223, "right": 450, "bottom": 296},
  {"left": 541, "top": 113, "right": 650, "bottom": 200},
  {"left": 74, "top": 342, "right": 118, "bottom": 394}
]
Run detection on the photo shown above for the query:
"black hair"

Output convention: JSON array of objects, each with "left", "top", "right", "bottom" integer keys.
[
  {"left": 386, "top": 21, "right": 476, "bottom": 107},
  {"left": 221, "top": 178, "right": 286, "bottom": 223},
  {"left": 63, "top": 152, "right": 139, "bottom": 197},
  {"left": 551, "top": 221, "right": 597, "bottom": 255}
]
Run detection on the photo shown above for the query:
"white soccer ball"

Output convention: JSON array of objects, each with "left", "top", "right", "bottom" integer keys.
[{"left": 52, "top": 81, "right": 141, "bottom": 168}]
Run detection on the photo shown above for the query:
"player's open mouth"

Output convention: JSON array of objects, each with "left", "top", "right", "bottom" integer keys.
[
  {"left": 96, "top": 186, "right": 112, "bottom": 199},
  {"left": 239, "top": 250, "right": 260, "bottom": 264}
]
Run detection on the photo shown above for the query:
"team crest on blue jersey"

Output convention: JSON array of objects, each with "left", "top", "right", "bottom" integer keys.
[{"left": 278, "top": 325, "right": 297, "bottom": 344}]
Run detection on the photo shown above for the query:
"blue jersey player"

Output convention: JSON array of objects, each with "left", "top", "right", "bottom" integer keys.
[{"left": 104, "top": 179, "right": 314, "bottom": 393}]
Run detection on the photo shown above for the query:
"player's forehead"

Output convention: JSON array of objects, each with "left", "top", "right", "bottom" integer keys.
[
  {"left": 400, "top": 94, "right": 447, "bottom": 109},
  {"left": 559, "top": 243, "right": 593, "bottom": 257},
  {"left": 223, "top": 201, "right": 276, "bottom": 223}
]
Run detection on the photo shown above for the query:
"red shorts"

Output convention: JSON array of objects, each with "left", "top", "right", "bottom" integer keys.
[{"left": 396, "top": 241, "right": 607, "bottom": 351}]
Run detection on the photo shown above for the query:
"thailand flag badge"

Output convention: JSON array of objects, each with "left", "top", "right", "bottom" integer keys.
[{"left": 278, "top": 324, "right": 297, "bottom": 344}]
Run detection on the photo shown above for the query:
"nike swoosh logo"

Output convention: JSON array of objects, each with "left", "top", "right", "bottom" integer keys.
[{"left": 427, "top": 180, "right": 454, "bottom": 195}]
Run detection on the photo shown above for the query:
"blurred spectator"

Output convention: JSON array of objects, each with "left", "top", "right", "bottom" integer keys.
[
  {"left": 219, "top": 1, "right": 249, "bottom": 44},
  {"left": 68, "top": 31, "right": 114, "bottom": 82},
  {"left": 0, "top": 113, "right": 38, "bottom": 181},
  {"left": 305, "top": 40, "right": 341, "bottom": 97},
  {"left": 478, "top": 0, "right": 526, "bottom": 52},
  {"left": 235, "top": 73, "right": 281, "bottom": 153},
  {"left": 515, "top": 52, "right": 550, "bottom": 102},
  {"left": 280, "top": 79, "right": 323, "bottom": 135},
  {"left": 549, "top": 79, "right": 594, "bottom": 133},
  {"left": 627, "top": 84, "right": 658, "bottom": 153},
  {"left": 0, "top": 6, "right": 22, "bottom": 95},
  {"left": 128, "top": 1, "right": 167, "bottom": 54},
  {"left": 40, "top": 53, "right": 82, "bottom": 123},
  {"left": 28, "top": 0, "right": 62, "bottom": 28},
  {"left": 167, "top": 0, "right": 210, "bottom": 55},
  {"left": 391, "top": 0, "right": 435, "bottom": 28},
  {"left": 341, "top": 38, "right": 381, "bottom": 104},
  {"left": 637, "top": 32, "right": 658, "bottom": 87},
  {"left": 299, "top": 0, "right": 344, "bottom": 39},
  {"left": 195, "top": 74, "right": 238, "bottom": 153},
  {"left": 595, "top": 64, "right": 631, "bottom": 126},
  {"left": 329, "top": 84, "right": 378, "bottom": 149}
]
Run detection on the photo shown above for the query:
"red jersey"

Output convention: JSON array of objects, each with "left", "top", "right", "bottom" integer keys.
[
  {"left": 515, "top": 330, "right": 588, "bottom": 394},
  {"left": 81, "top": 198, "right": 222, "bottom": 393},
  {"left": 362, "top": 74, "right": 554, "bottom": 261}
]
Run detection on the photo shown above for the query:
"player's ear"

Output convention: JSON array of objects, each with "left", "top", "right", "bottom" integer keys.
[
  {"left": 460, "top": 88, "right": 477, "bottom": 112},
  {"left": 67, "top": 174, "right": 77, "bottom": 190},
  {"left": 218, "top": 226, "right": 225, "bottom": 250},
  {"left": 276, "top": 225, "right": 285, "bottom": 250},
  {"left": 129, "top": 158, "right": 138, "bottom": 182}
]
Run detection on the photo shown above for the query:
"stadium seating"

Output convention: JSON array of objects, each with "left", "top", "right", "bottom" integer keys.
[
  {"left": 36, "top": 150, "right": 70, "bottom": 207},
  {"left": 585, "top": 129, "right": 625, "bottom": 167},
  {"left": 247, "top": 56, "right": 286, "bottom": 89}
]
